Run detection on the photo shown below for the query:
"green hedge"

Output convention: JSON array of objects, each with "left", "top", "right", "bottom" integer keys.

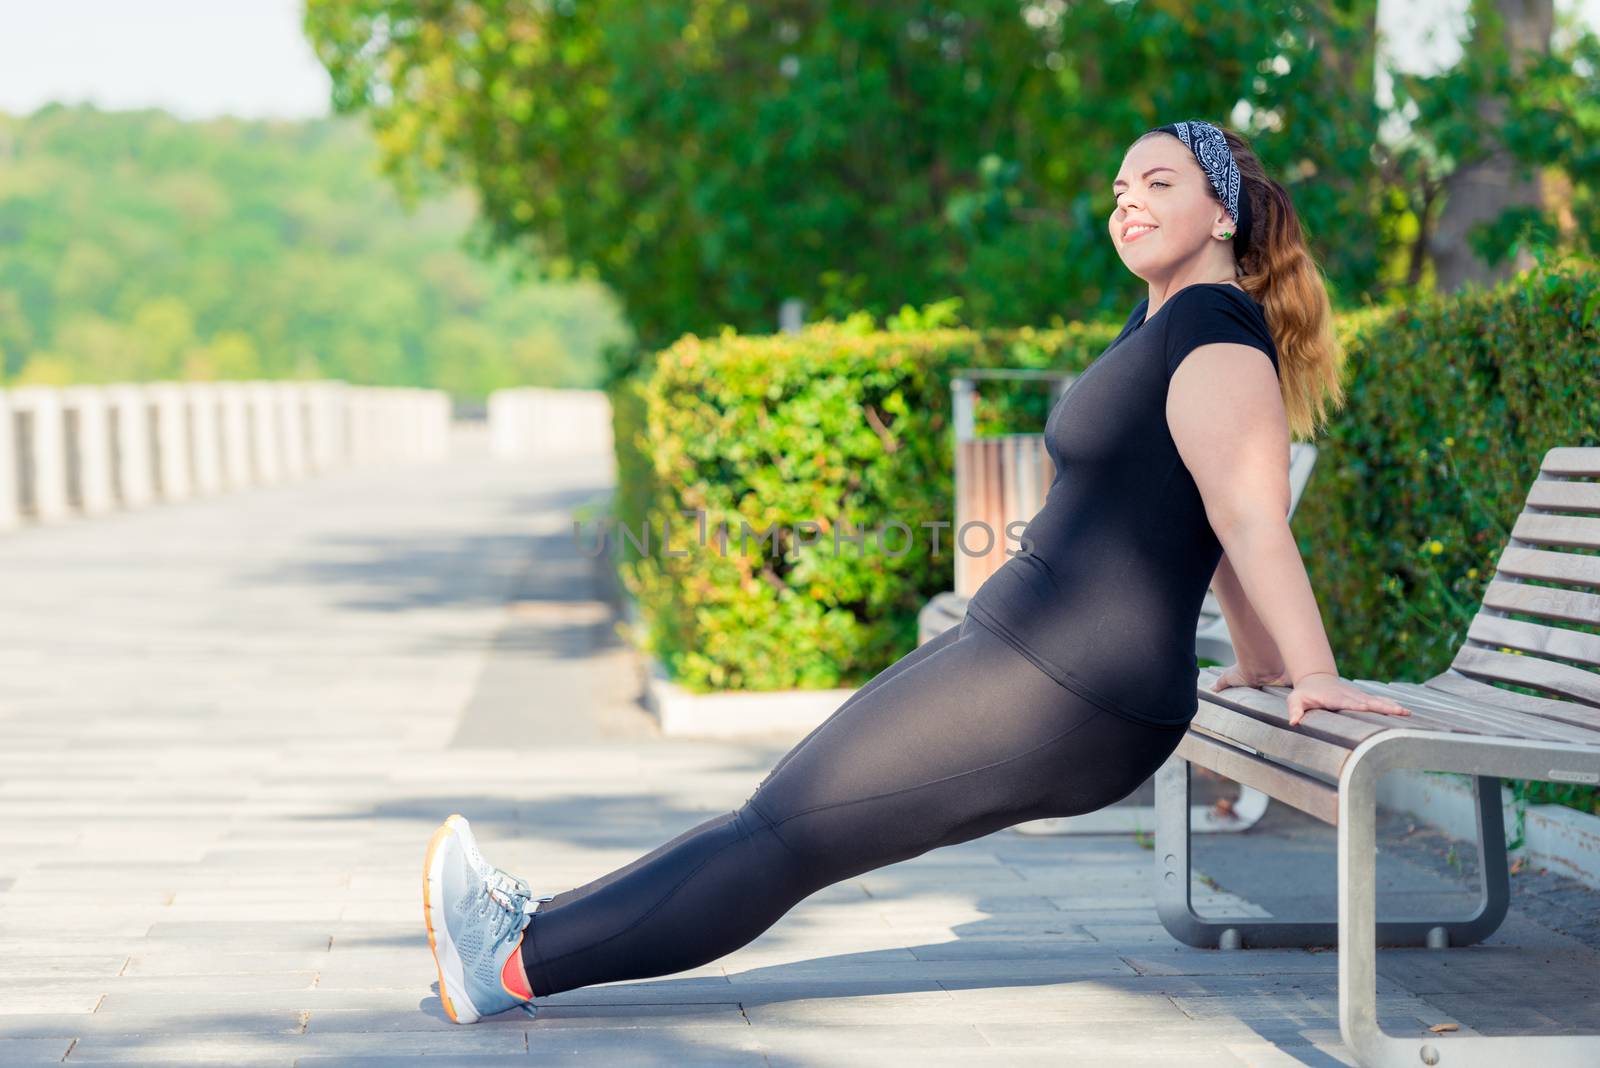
[
  {"left": 1297, "top": 256, "right": 1600, "bottom": 814},
  {"left": 1299, "top": 259, "right": 1600, "bottom": 683},
  {"left": 609, "top": 259, "right": 1599, "bottom": 814},
  {"left": 609, "top": 319, "right": 1120, "bottom": 691}
]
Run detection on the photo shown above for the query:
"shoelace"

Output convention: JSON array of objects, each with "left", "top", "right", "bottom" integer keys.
[
  {"left": 485, "top": 870, "right": 553, "bottom": 915},
  {"left": 473, "top": 882, "right": 530, "bottom": 944}
]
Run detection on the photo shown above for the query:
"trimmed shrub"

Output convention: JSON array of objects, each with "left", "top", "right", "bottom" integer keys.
[{"left": 612, "top": 319, "right": 1119, "bottom": 692}]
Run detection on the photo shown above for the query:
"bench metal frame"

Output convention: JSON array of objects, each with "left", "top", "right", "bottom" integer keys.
[
  {"left": 1334, "top": 730, "right": 1600, "bottom": 1067},
  {"left": 1154, "top": 748, "right": 1510, "bottom": 952},
  {"left": 1154, "top": 443, "right": 1600, "bottom": 1066}
]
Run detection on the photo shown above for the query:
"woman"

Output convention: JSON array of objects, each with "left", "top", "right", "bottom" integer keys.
[{"left": 421, "top": 118, "right": 1413, "bottom": 1023}]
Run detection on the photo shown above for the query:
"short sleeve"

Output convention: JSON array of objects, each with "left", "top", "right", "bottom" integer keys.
[{"left": 1162, "top": 287, "right": 1279, "bottom": 381}]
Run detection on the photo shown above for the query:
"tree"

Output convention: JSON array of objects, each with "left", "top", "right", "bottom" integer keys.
[{"left": 304, "top": 1, "right": 1600, "bottom": 348}]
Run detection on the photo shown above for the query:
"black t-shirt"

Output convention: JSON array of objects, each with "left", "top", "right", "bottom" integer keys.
[{"left": 964, "top": 282, "right": 1279, "bottom": 728}]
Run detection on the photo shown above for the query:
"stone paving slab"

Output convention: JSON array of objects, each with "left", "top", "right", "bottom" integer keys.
[{"left": 2, "top": 424, "right": 1598, "bottom": 1065}]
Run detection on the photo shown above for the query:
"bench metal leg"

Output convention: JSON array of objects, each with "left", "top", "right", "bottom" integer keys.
[
  {"left": 1154, "top": 750, "right": 1510, "bottom": 950},
  {"left": 1340, "top": 730, "right": 1600, "bottom": 1066}
]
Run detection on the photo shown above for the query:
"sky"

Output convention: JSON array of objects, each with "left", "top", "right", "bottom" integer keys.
[
  {"left": 0, "top": 0, "right": 332, "bottom": 120},
  {"left": 0, "top": 0, "right": 1596, "bottom": 122}
]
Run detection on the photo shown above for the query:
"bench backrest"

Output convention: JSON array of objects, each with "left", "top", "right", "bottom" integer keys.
[{"left": 1430, "top": 446, "right": 1600, "bottom": 723}]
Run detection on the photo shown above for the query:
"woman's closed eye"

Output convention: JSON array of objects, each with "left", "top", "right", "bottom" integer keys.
[{"left": 1114, "top": 180, "right": 1168, "bottom": 209}]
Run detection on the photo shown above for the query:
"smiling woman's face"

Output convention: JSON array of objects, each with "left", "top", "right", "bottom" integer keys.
[{"left": 1108, "top": 133, "right": 1231, "bottom": 278}]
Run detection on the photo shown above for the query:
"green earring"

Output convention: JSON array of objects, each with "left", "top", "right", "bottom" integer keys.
[{"left": 1221, "top": 230, "right": 1233, "bottom": 239}]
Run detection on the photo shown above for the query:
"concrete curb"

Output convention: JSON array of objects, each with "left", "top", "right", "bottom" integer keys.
[
  {"left": 1378, "top": 768, "right": 1600, "bottom": 891},
  {"left": 641, "top": 657, "right": 854, "bottom": 738},
  {"left": 611, "top": 547, "right": 854, "bottom": 739}
]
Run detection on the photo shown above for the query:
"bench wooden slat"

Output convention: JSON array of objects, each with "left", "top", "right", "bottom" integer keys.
[
  {"left": 1493, "top": 545, "right": 1600, "bottom": 592},
  {"left": 1342, "top": 678, "right": 1538, "bottom": 738},
  {"left": 1185, "top": 446, "right": 1600, "bottom": 829},
  {"left": 1525, "top": 479, "right": 1600, "bottom": 515},
  {"left": 1197, "top": 666, "right": 1389, "bottom": 749},
  {"left": 1510, "top": 512, "right": 1600, "bottom": 551},
  {"left": 1449, "top": 644, "right": 1600, "bottom": 708},
  {"left": 1541, "top": 445, "right": 1600, "bottom": 477},
  {"left": 1400, "top": 678, "right": 1600, "bottom": 743},
  {"left": 1188, "top": 702, "right": 1350, "bottom": 779},
  {"left": 1323, "top": 680, "right": 1513, "bottom": 737},
  {"left": 1424, "top": 670, "right": 1600, "bottom": 734},
  {"left": 1350, "top": 679, "right": 1598, "bottom": 743},
  {"left": 1480, "top": 577, "right": 1600, "bottom": 630},
  {"left": 1176, "top": 732, "right": 1340, "bottom": 825},
  {"left": 1465, "top": 612, "right": 1600, "bottom": 669}
]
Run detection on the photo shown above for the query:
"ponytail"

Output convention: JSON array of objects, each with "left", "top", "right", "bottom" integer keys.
[{"left": 1159, "top": 127, "right": 1348, "bottom": 441}]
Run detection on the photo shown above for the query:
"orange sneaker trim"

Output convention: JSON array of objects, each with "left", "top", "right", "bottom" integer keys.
[
  {"left": 500, "top": 930, "right": 532, "bottom": 1000},
  {"left": 423, "top": 818, "right": 462, "bottom": 1024}
]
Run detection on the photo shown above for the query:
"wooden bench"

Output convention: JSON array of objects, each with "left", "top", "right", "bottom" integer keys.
[{"left": 1155, "top": 444, "right": 1600, "bottom": 1067}]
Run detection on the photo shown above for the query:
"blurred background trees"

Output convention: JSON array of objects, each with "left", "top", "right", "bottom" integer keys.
[
  {"left": 5, "top": 2, "right": 1594, "bottom": 396},
  {"left": 0, "top": 105, "right": 631, "bottom": 394},
  {"left": 303, "top": 0, "right": 1600, "bottom": 354}
]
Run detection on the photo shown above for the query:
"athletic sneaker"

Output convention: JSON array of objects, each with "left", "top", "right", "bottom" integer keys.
[
  {"left": 423, "top": 814, "right": 544, "bottom": 1023},
  {"left": 447, "top": 814, "right": 554, "bottom": 915}
]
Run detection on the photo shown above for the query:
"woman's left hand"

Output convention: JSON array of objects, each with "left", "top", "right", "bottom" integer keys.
[{"left": 1286, "top": 672, "right": 1412, "bottom": 727}]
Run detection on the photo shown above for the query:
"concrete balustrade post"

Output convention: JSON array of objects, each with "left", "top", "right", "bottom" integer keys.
[
  {"left": 412, "top": 389, "right": 431, "bottom": 460},
  {"left": 343, "top": 388, "right": 365, "bottom": 464},
  {"left": 430, "top": 391, "right": 451, "bottom": 459},
  {"left": 488, "top": 389, "right": 519, "bottom": 458},
  {"left": 306, "top": 382, "right": 343, "bottom": 471},
  {"left": 246, "top": 381, "right": 283, "bottom": 484},
  {"left": 331, "top": 382, "right": 351, "bottom": 466},
  {"left": 398, "top": 390, "right": 413, "bottom": 459},
  {"left": 186, "top": 383, "right": 224, "bottom": 495},
  {"left": 279, "top": 383, "right": 309, "bottom": 479},
  {"left": 10, "top": 387, "right": 70, "bottom": 522},
  {"left": 488, "top": 387, "right": 612, "bottom": 461},
  {"left": 387, "top": 389, "right": 406, "bottom": 461},
  {"left": 216, "top": 384, "right": 251, "bottom": 490},
  {"left": 0, "top": 390, "right": 18, "bottom": 532},
  {"left": 404, "top": 390, "right": 422, "bottom": 460},
  {"left": 372, "top": 388, "right": 390, "bottom": 462},
  {"left": 147, "top": 383, "right": 193, "bottom": 502},
  {"left": 377, "top": 389, "right": 398, "bottom": 461},
  {"left": 60, "top": 386, "right": 115, "bottom": 516},
  {"left": 105, "top": 385, "right": 155, "bottom": 508}
]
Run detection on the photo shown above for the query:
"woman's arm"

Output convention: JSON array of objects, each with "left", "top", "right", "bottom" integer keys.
[
  {"left": 1209, "top": 550, "right": 1285, "bottom": 674},
  {"left": 1168, "top": 342, "right": 1408, "bottom": 725}
]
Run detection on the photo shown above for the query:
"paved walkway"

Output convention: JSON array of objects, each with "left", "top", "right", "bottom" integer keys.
[{"left": 1, "top": 423, "right": 1595, "bottom": 1066}]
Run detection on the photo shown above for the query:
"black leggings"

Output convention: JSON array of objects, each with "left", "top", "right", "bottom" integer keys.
[{"left": 520, "top": 612, "right": 1190, "bottom": 997}]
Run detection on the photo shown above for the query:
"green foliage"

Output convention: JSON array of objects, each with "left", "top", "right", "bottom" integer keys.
[
  {"left": 1377, "top": 1, "right": 1600, "bottom": 283},
  {"left": 309, "top": 1, "right": 1561, "bottom": 349},
  {"left": 1297, "top": 254, "right": 1599, "bottom": 682},
  {"left": 0, "top": 105, "right": 632, "bottom": 396},
  {"left": 612, "top": 315, "right": 1119, "bottom": 692},
  {"left": 1296, "top": 254, "right": 1599, "bottom": 811}
]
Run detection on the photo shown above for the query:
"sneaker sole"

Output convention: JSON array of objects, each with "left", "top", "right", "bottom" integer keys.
[{"left": 423, "top": 815, "right": 482, "bottom": 1024}]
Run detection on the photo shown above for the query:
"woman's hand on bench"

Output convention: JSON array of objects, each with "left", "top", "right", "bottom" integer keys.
[
  {"left": 1209, "top": 661, "right": 1293, "bottom": 691},
  {"left": 1285, "top": 671, "right": 1412, "bottom": 727}
]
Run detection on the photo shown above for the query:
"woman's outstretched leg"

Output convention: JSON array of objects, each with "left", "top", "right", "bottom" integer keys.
[{"left": 513, "top": 614, "right": 1188, "bottom": 998}]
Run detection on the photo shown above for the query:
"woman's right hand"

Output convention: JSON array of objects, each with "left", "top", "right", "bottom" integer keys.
[{"left": 1209, "top": 662, "right": 1292, "bottom": 691}]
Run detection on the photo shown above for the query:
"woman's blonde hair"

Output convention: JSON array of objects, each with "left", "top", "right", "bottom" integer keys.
[{"left": 1140, "top": 126, "right": 1346, "bottom": 441}]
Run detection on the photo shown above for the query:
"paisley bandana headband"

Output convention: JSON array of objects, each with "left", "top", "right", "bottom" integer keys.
[{"left": 1149, "top": 119, "right": 1253, "bottom": 255}]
